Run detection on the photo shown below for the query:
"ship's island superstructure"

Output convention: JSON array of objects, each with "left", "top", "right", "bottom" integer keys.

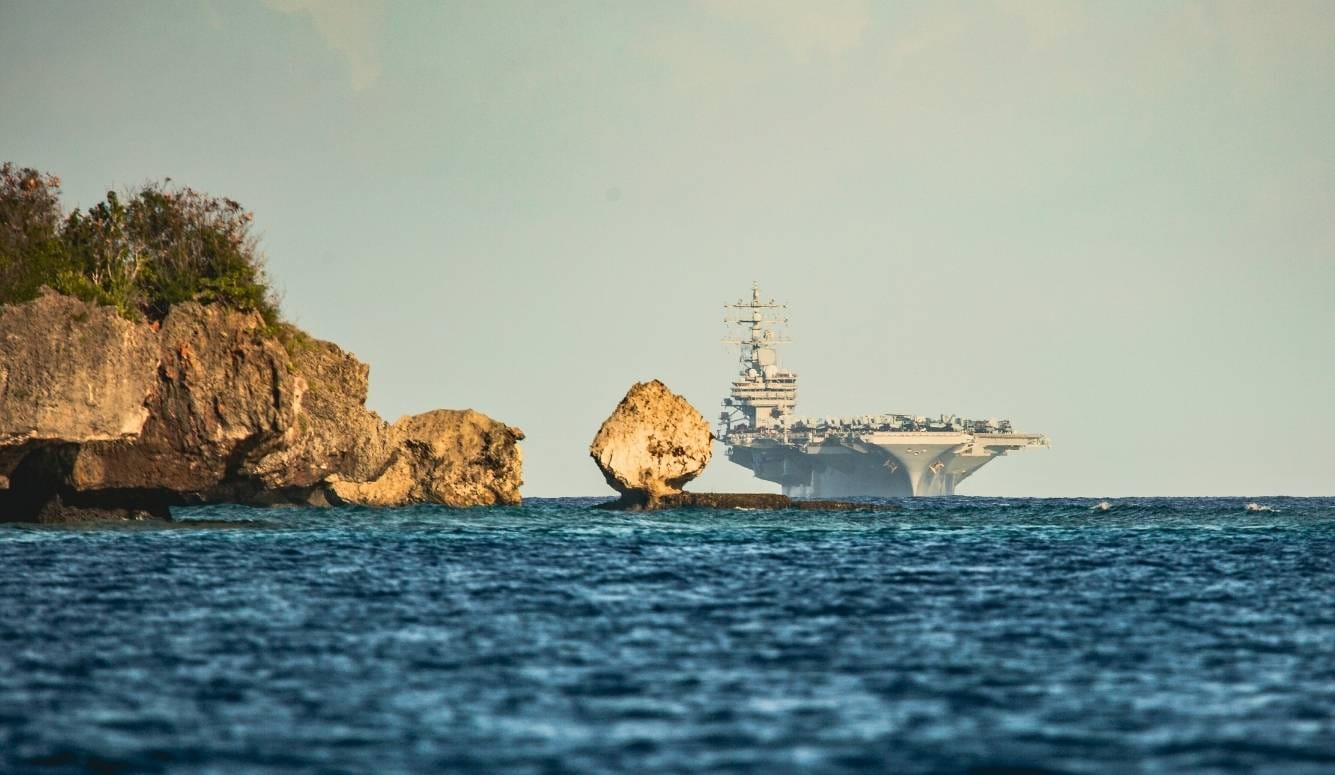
[{"left": 719, "top": 284, "right": 1048, "bottom": 497}]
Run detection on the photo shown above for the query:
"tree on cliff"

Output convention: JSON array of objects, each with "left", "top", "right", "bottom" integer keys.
[{"left": 0, "top": 163, "right": 279, "bottom": 326}]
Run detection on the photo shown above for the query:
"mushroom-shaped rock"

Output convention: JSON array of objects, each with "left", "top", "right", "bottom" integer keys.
[{"left": 590, "top": 380, "right": 712, "bottom": 508}]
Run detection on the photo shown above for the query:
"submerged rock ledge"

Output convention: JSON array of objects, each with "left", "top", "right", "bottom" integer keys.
[
  {"left": 0, "top": 290, "right": 523, "bottom": 522},
  {"left": 609, "top": 492, "right": 897, "bottom": 512}
]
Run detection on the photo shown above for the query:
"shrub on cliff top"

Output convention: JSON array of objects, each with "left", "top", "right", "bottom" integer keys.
[{"left": 0, "top": 162, "right": 280, "bottom": 326}]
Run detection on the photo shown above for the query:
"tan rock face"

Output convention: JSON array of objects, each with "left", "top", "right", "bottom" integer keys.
[
  {"left": 326, "top": 409, "right": 525, "bottom": 508},
  {"left": 0, "top": 292, "right": 525, "bottom": 519},
  {"left": 67, "top": 302, "right": 300, "bottom": 493},
  {"left": 0, "top": 290, "right": 157, "bottom": 448},
  {"left": 589, "top": 380, "right": 712, "bottom": 507},
  {"left": 246, "top": 335, "right": 396, "bottom": 491}
]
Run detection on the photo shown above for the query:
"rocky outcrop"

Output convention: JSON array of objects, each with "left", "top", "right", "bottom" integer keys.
[
  {"left": 245, "top": 335, "right": 398, "bottom": 496},
  {"left": 0, "top": 291, "right": 524, "bottom": 521},
  {"left": 324, "top": 410, "right": 524, "bottom": 507},
  {"left": 589, "top": 380, "right": 712, "bottom": 508}
]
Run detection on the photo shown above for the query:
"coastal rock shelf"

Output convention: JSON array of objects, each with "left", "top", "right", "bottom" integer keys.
[{"left": 0, "top": 291, "right": 523, "bottom": 521}]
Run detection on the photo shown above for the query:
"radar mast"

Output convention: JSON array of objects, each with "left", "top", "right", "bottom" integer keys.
[{"left": 721, "top": 283, "right": 797, "bottom": 432}]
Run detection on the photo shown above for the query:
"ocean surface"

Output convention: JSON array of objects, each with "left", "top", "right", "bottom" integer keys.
[{"left": 2, "top": 497, "right": 1334, "bottom": 774}]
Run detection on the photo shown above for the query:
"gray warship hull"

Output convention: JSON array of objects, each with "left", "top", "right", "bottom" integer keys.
[{"left": 724, "top": 430, "right": 1045, "bottom": 498}]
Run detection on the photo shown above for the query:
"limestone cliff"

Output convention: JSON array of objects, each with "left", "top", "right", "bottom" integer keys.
[
  {"left": 244, "top": 335, "right": 398, "bottom": 497},
  {"left": 0, "top": 291, "right": 157, "bottom": 448},
  {"left": 0, "top": 291, "right": 523, "bottom": 521},
  {"left": 589, "top": 380, "right": 712, "bottom": 508},
  {"left": 63, "top": 300, "right": 300, "bottom": 496}
]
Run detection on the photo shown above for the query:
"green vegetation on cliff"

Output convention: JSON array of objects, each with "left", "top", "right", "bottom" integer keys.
[{"left": 0, "top": 163, "right": 280, "bottom": 327}]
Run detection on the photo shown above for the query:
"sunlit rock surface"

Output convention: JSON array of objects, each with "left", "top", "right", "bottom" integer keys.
[
  {"left": 324, "top": 409, "right": 524, "bottom": 508},
  {"left": 590, "top": 379, "right": 712, "bottom": 509},
  {"left": 0, "top": 290, "right": 157, "bottom": 448}
]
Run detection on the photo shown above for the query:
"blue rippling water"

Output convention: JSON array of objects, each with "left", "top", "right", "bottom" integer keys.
[{"left": 2, "top": 497, "right": 1334, "bottom": 773}]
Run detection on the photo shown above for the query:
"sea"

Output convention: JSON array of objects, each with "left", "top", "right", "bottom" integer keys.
[{"left": 2, "top": 496, "right": 1333, "bottom": 774}]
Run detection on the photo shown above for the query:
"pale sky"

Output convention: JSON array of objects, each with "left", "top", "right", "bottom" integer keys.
[{"left": 3, "top": 1, "right": 1333, "bottom": 496}]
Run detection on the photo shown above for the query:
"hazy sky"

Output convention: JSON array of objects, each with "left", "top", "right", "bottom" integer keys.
[{"left": 3, "top": 1, "right": 1333, "bottom": 496}]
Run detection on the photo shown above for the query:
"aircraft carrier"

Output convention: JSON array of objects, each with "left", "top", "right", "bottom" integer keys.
[{"left": 718, "top": 284, "right": 1048, "bottom": 497}]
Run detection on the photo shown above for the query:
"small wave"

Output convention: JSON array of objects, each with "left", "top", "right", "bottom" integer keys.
[
  {"left": 1244, "top": 502, "right": 1277, "bottom": 513},
  {"left": 1092, "top": 501, "right": 1113, "bottom": 512}
]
